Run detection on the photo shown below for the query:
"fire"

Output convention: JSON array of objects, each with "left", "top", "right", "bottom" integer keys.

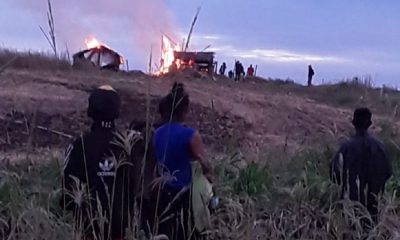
[
  {"left": 159, "top": 35, "right": 181, "bottom": 74},
  {"left": 85, "top": 37, "right": 102, "bottom": 49}
]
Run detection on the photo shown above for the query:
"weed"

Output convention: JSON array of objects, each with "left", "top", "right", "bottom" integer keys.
[{"left": 233, "top": 162, "right": 272, "bottom": 197}]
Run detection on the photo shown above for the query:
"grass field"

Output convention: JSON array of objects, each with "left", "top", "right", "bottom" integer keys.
[
  {"left": 0, "top": 123, "right": 400, "bottom": 239},
  {"left": 1, "top": 50, "right": 400, "bottom": 239}
]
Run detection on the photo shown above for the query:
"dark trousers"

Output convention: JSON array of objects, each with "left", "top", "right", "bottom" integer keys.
[
  {"left": 138, "top": 197, "right": 156, "bottom": 237},
  {"left": 307, "top": 75, "right": 313, "bottom": 86},
  {"left": 235, "top": 73, "right": 241, "bottom": 81},
  {"left": 157, "top": 187, "right": 193, "bottom": 240}
]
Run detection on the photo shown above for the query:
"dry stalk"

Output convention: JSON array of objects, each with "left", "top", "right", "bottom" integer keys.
[{"left": 39, "top": 0, "right": 57, "bottom": 56}]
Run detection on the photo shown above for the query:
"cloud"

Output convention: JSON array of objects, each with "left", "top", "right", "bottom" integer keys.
[
  {"left": 198, "top": 34, "right": 223, "bottom": 41},
  {"left": 183, "top": 32, "right": 344, "bottom": 64},
  {"left": 210, "top": 45, "right": 346, "bottom": 63},
  {"left": 249, "top": 49, "right": 344, "bottom": 63}
]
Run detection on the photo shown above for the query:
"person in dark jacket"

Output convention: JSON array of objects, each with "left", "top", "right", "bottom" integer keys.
[
  {"left": 153, "top": 82, "right": 213, "bottom": 240},
  {"left": 330, "top": 108, "right": 392, "bottom": 221},
  {"left": 228, "top": 70, "right": 234, "bottom": 79},
  {"left": 307, "top": 65, "right": 315, "bottom": 86},
  {"left": 235, "top": 61, "right": 244, "bottom": 81},
  {"left": 61, "top": 85, "right": 136, "bottom": 240},
  {"left": 219, "top": 62, "right": 227, "bottom": 76}
]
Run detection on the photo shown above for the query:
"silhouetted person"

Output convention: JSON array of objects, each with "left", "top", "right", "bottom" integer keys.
[
  {"left": 228, "top": 70, "right": 234, "bottom": 79},
  {"left": 234, "top": 61, "right": 239, "bottom": 81},
  {"left": 307, "top": 65, "right": 315, "bottom": 86},
  {"left": 330, "top": 108, "right": 392, "bottom": 221},
  {"left": 235, "top": 61, "right": 244, "bottom": 81},
  {"left": 61, "top": 85, "right": 136, "bottom": 240},
  {"left": 240, "top": 63, "right": 245, "bottom": 78},
  {"left": 247, "top": 64, "right": 254, "bottom": 77},
  {"left": 219, "top": 62, "right": 227, "bottom": 75}
]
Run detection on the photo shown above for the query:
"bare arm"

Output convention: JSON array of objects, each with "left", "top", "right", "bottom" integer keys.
[{"left": 190, "top": 131, "right": 213, "bottom": 182}]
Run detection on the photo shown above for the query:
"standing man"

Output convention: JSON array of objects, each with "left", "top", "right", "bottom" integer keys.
[
  {"left": 307, "top": 65, "right": 315, "bottom": 86},
  {"left": 219, "top": 62, "right": 227, "bottom": 76},
  {"left": 247, "top": 64, "right": 254, "bottom": 77},
  {"left": 330, "top": 108, "right": 392, "bottom": 221},
  {"left": 234, "top": 61, "right": 240, "bottom": 81},
  {"left": 61, "top": 85, "right": 136, "bottom": 240},
  {"left": 235, "top": 61, "right": 244, "bottom": 81},
  {"left": 239, "top": 62, "right": 245, "bottom": 80}
]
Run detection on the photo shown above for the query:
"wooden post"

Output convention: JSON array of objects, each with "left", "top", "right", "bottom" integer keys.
[
  {"left": 184, "top": 5, "right": 202, "bottom": 52},
  {"left": 97, "top": 48, "right": 101, "bottom": 67},
  {"left": 148, "top": 46, "right": 153, "bottom": 74}
]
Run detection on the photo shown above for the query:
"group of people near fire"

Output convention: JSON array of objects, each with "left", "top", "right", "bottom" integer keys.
[
  {"left": 219, "top": 61, "right": 255, "bottom": 81},
  {"left": 219, "top": 61, "right": 316, "bottom": 86},
  {"left": 61, "top": 80, "right": 391, "bottom": 240}
]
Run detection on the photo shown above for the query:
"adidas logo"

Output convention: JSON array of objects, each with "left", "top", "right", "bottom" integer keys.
[
  {"left": 98, "top": 159, "right": 115, "bottom": 177},
  {"left": 99, "top": 159, "right": 114, "bottom": 171}
]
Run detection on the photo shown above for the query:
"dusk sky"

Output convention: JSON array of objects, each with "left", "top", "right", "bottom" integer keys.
[{"left": 1, "top": 0, "right": 399, "bottom": 86}]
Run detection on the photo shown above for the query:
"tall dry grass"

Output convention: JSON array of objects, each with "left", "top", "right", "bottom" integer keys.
[
  {"left": 1, "top": 87, "right": 400, "bottom": 239},
  {"left": 0, "top": 48, "right": 71, "bottom": 72},
  {"left": 1, "top": 125, "right": 400, "bottom": 239}
]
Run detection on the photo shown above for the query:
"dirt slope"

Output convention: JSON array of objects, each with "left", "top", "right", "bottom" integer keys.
[{"left": 0, "top": 68, "right": 356, "bottom": 153}]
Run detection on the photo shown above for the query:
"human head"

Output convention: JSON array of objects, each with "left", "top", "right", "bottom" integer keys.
[
  {"left": 158, "top": 82, "right": 189, "bottom": 123},
  {"left": 87, "top": 85, "right": 121, "bottom": 122},
  {"left": 352, "top": 107, "right": 372, "bottom": 130}
]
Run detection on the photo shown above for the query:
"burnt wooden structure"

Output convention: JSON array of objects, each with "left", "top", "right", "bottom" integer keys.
[
  {"left": 73, "top": 45, "right": 123, "bottom": 71},
  {"left": 173, "top": 51, "right": 215, "bottom": 75}
]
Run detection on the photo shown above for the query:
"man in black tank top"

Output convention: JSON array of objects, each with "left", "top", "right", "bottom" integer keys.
[{"left": 330, "top": 108, "right": 392, "bottom": 221}]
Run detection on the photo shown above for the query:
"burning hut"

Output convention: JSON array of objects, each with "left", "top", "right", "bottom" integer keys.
[
  {"left": 159, "top": 35, "right": 215, "bottom": 75},
  {"left": 73, "top": 37, "right": 123, "bottom": 71},
  {"left": 173, "top": 51, "right": 215, "bottom": 74}
]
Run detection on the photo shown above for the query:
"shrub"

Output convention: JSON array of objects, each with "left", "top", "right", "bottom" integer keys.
[{"left": 233, "top": 162, "right": 272, "bottom": 197}]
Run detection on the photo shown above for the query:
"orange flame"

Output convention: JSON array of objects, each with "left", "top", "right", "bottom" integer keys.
[
  {"left": 85, "top": 37, "right": 102, "bottom": 49},
  {"left": 159, "top": 35, "right": 181, "bottom": 74}
]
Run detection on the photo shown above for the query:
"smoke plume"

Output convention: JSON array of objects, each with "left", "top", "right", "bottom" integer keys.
[{"left": 14, "top": 0, "right": 178, "bottom": 67}]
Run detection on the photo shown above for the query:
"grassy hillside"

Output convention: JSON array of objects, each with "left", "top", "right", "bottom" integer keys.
[
  {"left": 249, "top": 76, "right": 400, "bottom": 119},
  {"left": 1, "top": 124, "right": 400, "bottom": 239},
  {"left": 1, "top": 50, "right": 400, "bottom": 239}
]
